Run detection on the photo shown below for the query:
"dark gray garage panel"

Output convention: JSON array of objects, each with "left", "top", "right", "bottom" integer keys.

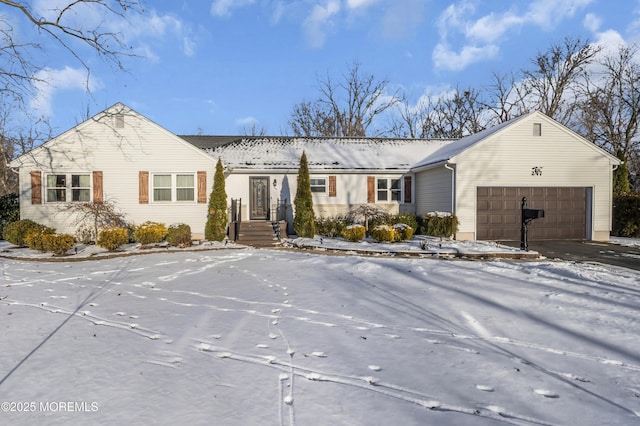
[{"left": 477, "top": 187, "right": 587, "bottom": 241}]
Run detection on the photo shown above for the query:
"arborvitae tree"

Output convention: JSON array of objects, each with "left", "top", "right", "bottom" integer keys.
[
  {"left": 293, "top": 151, "right": 316, "bottom": 237},
  {"left": 205, "top": 159, "right": 228, "bottom": 241},
  {"left": 613, "top": 150, "right": 631, "bottom": 195}
]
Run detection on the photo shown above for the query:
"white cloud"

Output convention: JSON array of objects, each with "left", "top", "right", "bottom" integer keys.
[
  {"left": 210, "top": 0, "right": 256, "bottom": 18},
  {"left": 30, "top": 67, "right": 100, "bottom": 117},
  {"left": 303, "top": 0, "right": 341, "bottom": 48},
  {"left": 433, "top": 0, "right": 594, "bottom": 71},
  {"left": 346, "top": 0, "right": 381, "bottom": 10},
  {"left": 583, "top": 12, "right": 602, "bottom": 33},
  {"left": 432, "top": 43, "right": 500, "bottom": 71},
  {"left": 525, "top": 0, "right": 595, "bottom": 30}
]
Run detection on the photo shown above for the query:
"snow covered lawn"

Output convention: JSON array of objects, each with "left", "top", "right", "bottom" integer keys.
[{"left": 1, "top": 249, "right": 639, "bottom": 425}]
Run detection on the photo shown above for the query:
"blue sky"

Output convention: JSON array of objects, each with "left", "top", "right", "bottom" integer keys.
[{"left": 11, "top": 0, "right": 640, "bottom": 136}]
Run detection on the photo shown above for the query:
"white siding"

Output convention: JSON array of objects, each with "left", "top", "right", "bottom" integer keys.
[
  {"left": 451, "top": 113, "right": 615, "bottom": 240},
  {"left": 225, "top": 171, "right": 405, "bottom": 221},
  {"left": 14, "top": 106, "right": 216, "bottom": 239},
  {"left": 415, "top": 165, "right": 453, "bottom": 215}
]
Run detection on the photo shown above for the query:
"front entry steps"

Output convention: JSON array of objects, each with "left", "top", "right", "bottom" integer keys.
[{"left": 236, "top": 221, "right": 280, "bottom": 247}]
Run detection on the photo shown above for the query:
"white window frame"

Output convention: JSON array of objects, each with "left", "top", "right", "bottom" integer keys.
[
  {"left": 45, "top": 173, "right": 91, "bottom": 203},
  {"left": 151, "top": 173, "right": 197, "bottom": 203},
  {"left": 310, "top": 177, "right": 328, "bottom": 194},
  {"left": 376, "top": 177, "right": 402, "bottom": 202}
]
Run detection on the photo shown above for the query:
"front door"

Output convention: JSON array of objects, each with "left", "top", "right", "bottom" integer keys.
[{"left": 250, "top": 177, "right": 269, "bottom": 220}]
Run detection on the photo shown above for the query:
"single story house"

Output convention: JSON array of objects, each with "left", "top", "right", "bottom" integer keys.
[{"left": 9, "top": 103, "right": 620, "bottom": 242}]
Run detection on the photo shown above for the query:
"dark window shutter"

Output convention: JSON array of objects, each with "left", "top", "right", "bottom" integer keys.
[
  {"left": 328, "top": 175, "right": 336, "bottom": 197},
  {"left": 139, "top": 171, "right": 149, "bottom": 204},
  {"left": 197, "top": 171, "right": 207, "bottom": 203},
  {"left": 93, "top": 171, "right": 103, "bottom": 203},
  {"left": 404, "top": 176, "right": 412, "bottom": 203},
  {"left": 30, "top": 171, "right": 42, "bottom": 205},
  {"left": 367, "top": 176, "right": 375, "bottom": 203}
]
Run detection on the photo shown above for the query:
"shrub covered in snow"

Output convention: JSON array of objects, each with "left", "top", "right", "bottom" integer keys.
[
  {"left": 134, "top": 221, "right": 168, "bottom": 245},
  {"left": 392, "top": 223, "right": 414, "bottom": 241},
  {"left": 341, "top": 224, "right": 365, "bottom": 242},
  {"left": 97, "top": 227, "right": 129, "bottom": 251},
  {"left": 389, "top": 213, "right": 419, "bottom": 233},
  {"left": 167, "top": 223, "right": 192, "bottom": 248},
  {"left": 370, "top": 224, "right": 395, "bottom": 242},
  {"left": 315, "top": 216, "right": 352, "bottom": 238},
  {"left": 423, "top": 212, "right": 459, "bottom": 238}
]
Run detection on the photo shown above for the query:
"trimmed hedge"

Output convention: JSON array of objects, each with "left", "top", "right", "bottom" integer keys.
[
  {"left": 24, "top": 225, "right": 56, "bottom": 252},
  {"left": 134, "top": 221, "right": 168, "bottom": 245},
  {"left": 97, "top": 227, "right": 129, "bottom": 251},
  {"left": 3, "top": 219, "right": 41, "bottom": 247},
  {"left": 315, "top": 216, "right": 352, "bottom": 238},
  {"left": 423, "top": 212, "right": 459, "bottom": 238},
  {"left": 393, "top": 223, "right": 415, "bottom": 241},
  {"left": 613, "top": 193, "right": 640, "bottom": 237},
  {"left": 342, "top": 224, "right": 366, "bottom": 242},
  {"left": 167, "top": 223, "right": 192, "bottom": 247},
  {"left": 42, "top": 234, "right": 75, "bottom": 255},
  {"left": 370, "top": 224, "right": 395, "bottom": 242}
]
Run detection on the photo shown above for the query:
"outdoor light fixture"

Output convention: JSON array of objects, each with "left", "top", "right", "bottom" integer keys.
[{"left": 273, "top": 178, "right": 277, "bottom": 188}]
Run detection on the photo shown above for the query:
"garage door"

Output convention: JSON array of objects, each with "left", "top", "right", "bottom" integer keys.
[{"left": 477, "top": 187, "right": 587, "bottom": 241}]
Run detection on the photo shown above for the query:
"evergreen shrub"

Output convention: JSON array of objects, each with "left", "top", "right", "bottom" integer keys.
[
  {"left": 315, "top": 216, "right": 351, "bottom": 238},
  {"left": 2, "top": 219, "right": 40, "bottom": 247},
  {"left": 0, "top": 194, "right": 19, "bottom": 236},
  {"left": 393, "top": 223, "right": 415, "bottom": 241},
  {"left": 97, "top": 227, "right": 129, "bottom": 251},
  {"left": 24, "top": 224, "right": 56, "bottom": 252},
  {"left": 167, "top": 223, "right": 192, "bottom": 247},
  {"left": 205, "top": 159, "right": 229, "bottom": 241},
  {"left": 134, "top": 221, "right": 168, "bottom": 245},
  {"left": 389, "top": 213, "right": 419, "bottom": 233},
  {"left": 293, "top": 152, "right": 316, "bottom": 238},
  {"left": 613, "top": 193, "right": 640, "bottom": 237},
  {"left": 342, "top": 224, "right": 365, "bottom": 242},
  {"left": 370, "top": 224, "right": 395, "bottom": 242},
  {"left": 42, "top": 234, "right": 75, "bottom": 255},
  {"left": 423, "top": 212, "right": 459, "bottom": 238}
]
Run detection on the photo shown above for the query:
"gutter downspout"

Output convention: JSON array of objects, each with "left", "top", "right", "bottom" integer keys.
[{"left": 444, "top": 163, "right": 455, "bottom": 214}]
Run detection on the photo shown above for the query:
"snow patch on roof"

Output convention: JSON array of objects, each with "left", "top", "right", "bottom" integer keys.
[{"left": 202, "top": 137, "right": 455, "bottom": 171}]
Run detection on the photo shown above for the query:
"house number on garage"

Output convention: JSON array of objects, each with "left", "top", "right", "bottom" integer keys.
[{"left": 531, "top": 166, "right": 543, "bottom": 176}]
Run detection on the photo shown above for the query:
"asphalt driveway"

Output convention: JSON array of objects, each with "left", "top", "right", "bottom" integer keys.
[{"left": 501, "top": 240, "right": 640, "bottom": 271}]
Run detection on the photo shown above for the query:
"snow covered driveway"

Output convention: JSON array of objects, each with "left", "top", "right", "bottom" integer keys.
[{"left": 1, "top": 249, "right": 639, "bottom": 425}]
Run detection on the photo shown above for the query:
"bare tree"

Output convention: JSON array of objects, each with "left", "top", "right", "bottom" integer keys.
[
  {"left": 429, "top": 86, "right": 486, "bottom": 139},
  {"left": 521, "top": 36, "right": 600, "bottom": 125},
  {"left": 240, "top": 122, "right": 267, "bottom": 137},
  {"left": 483, "top": 71, "right": 530, "bottom": 125},
  {"left": 288, "top": 63, "right": 398, "bottom": 137},
  {"left": 578, "top": 44, "right": 640, "bottom": 193},
  {"left": 0, "top": 1, "right": 142, "bottom": 196}
]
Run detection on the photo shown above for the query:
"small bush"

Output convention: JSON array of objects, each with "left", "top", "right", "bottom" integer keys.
[
  {"left": 75, "top": 225, "right": 95, "bottom": 244},
  {"left": 613, "top": 193, "right": 640, "bottom": 237},
  {"left": 42, "top": 234, "right": 75, "bottom": 255},
  {"left": 3, "top": 219, "right": 40, "bottom": 247},
  {"left": 315, "top": 216, "right": 352, "bottom": 238},
  {"left": 423, "top": 212, "right": 459, "bottom": 238},
  {"left": 167, "top": 223, "right": 192, "bottom": 248},
  {"left": 97, "top": 227, "right": 129, "bottom": 251},
  {"left": 370, "top": 224, "right": 395, "bottom": 242},
  {"left": 133, "top": 221, "right": 168, "bottom": 245},
  {"left": 0, "top": 193, "right": 19, "bottom": 237},
  {"left": 389, "top": 213, "right": 419, "bottom": 233},
  {"left": 24, "top": 224, "right": 56, "bottom": 252},
  {"left": 393, "top": 223, "right": 415, "bottom": 241},
  {"left": 342, "top": 224, "right": 366, "bottom": 242}
]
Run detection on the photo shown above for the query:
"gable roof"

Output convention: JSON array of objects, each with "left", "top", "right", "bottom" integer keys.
[
  {"left": 411, "top": 111, "right": 621, "bottom": 170},
  {"left": 192, "top": 136, "right": 455, "bottom": 172}
]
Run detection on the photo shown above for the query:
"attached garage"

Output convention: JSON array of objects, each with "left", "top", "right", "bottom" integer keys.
[
  {"left": 477, "top": 187, "right": 589, "bottom": 241},
  {"left": 412, "top": 111, "right": 620, "bottom": 242}
]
